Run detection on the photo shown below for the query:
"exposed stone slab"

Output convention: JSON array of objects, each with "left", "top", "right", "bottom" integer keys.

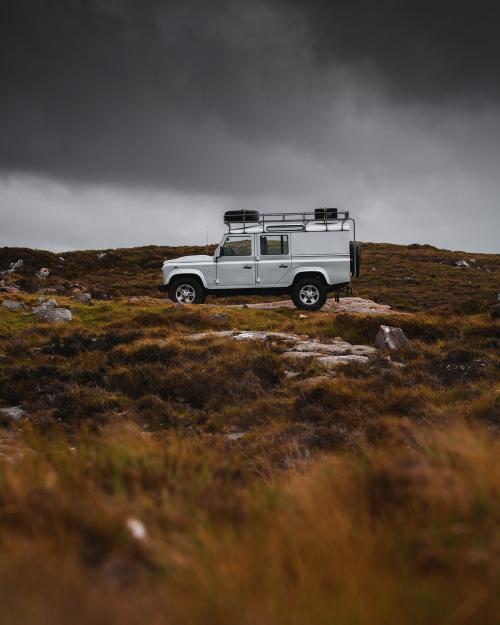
[
  {"left": 281, "top": 351, "right": 324, "bottom": 360},
  {"left": 291, "top": 339, "right": 353, "bottom": 355},
  {"left": 232, "top": 331, "right": 301, "bottom": 342},
  {"left": 227, "top": 297, "right": 397, "bottom": 315},
  {"left": 186, "top": 330, "right": 236, "bottom": 341},
  {"left": 317, "top": 354, "right": 370, "bottom": 368}
]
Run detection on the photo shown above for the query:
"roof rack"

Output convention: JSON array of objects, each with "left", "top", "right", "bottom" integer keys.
[{"left": 224, "top": 208, "right": 352, "bottom": 233}]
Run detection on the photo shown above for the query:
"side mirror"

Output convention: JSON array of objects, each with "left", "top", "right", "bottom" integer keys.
[{"left": 214, "top": 247, "right": 221, "bottom": 261}]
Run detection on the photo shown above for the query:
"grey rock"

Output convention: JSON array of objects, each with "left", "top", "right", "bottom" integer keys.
[
  {"left": 375, "top": 325, "right": 410, "bottom": 350},
  {"left": 11, "top": 259, "right": 24, "bottom": 271},
  {"left": 1, "top": 259, "right": 24, "bottom": 277},
  {"left": 454, "top": 259, "right": 469, "bottom": 268},
  {"left": 36, "top": 267, "right": 50, "bottom": 279},
  {"left": 32, "top": 298, "right": 57, "bottom": 313},
  {"left": 0, "top": 406, "right": 27, "bottom": 422},
  {"left": 2, "top": 299, "right": 26, "bottom": 310},
  {"left": 490, "top": 303, "right": 500, "bottom": 321},
  {"left": 497, "top": 293, "right": 500, "bottom": 302},
  {"left": 232, "top": 330, "right": 300, "bottom": 343},
  {"left": 291, "top": 339, "right": 353, "bottom": 355},
  {"left": 35, "top": 307, "right": 73, "bottom": 323},
  {"left": 281, "top": 350, "right": 324, "bottom": 360},
  {"left": 317, "top": 354, "right": 369, "bottom": 368},
  {"left": 72, "top": 292, "right": 92, "bottom": 305},
  {"left": 226, "top": 432, "right": 245, "bottom": 441},
  {"left": 227, "top": 297, "right": 396, "bottom": 315}
]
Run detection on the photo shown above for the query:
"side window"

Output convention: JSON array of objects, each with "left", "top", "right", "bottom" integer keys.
[
  {"left": 260, "top": 235, "right": 289, "bottom": 255},
  {"left": 221, "top": 236, "right": 252, "bottom": 257}
]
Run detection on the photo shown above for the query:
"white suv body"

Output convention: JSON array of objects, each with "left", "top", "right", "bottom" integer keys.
[{"left": 159, "top": 210, "right": 360, "bottom": 310}]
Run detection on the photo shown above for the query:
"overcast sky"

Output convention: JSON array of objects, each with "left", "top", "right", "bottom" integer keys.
[{"left": 1, "top": 0, "right": 499, "bottom": 252}]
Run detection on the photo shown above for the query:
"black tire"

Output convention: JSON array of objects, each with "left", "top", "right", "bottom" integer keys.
[
  {"left": 224, "top": 209, "right": 260, "bottom": 223},
  {"left": 350, "top": 241, "right": 361, "bottom": 278},
  {"left": 291, "top": 277, "right": 327, "bottom": 311},
  {"left": 168, "top": 277, "right": 205, "bottom": 304}
]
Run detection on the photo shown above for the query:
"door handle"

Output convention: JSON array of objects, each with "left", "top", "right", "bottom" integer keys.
[
  {"left": 278, "top": 264, "right": 289, "bottom": 268},
  {"left": 243, "top": 265, "right": 253, "bottom": 269}
]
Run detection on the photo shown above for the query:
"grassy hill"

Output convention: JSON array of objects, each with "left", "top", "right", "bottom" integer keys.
[{"left": 0, "top": 242, "right": 499, "bottom": 625}]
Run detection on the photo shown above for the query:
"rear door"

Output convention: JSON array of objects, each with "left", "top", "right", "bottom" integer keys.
[
  {"left": 216, "top": 235, "right": 256, "bottom": 286},
  {"left": 257, "top": 234, "right": 292, "bottom": 286}
]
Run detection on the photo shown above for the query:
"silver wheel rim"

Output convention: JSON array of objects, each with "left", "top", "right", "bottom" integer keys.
[
  {"left": 175, "top": 284, "right": 196, "bottom": 303},
  {"left": 299, "top": 284, "right": 320, "bottom": 305}
]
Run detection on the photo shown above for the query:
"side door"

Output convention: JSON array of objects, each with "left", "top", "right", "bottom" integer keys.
[
  {"left": 216, "top": 234, "right": 256, "bottom": 287},
  {"left": 257, "top": 234, "right": 292, "bottom": 286}
]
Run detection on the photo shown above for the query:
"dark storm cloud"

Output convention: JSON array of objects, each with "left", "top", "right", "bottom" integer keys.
[
  {"left": 0, "top": 0, "right": 499, "bottom": 252},
  {"left": 1, "top": 0, "right": 314, "bottom": 189},
  {"left": 2, "top": 0, "right": 499, "bottom": 190},
  {"left": 278, "top": 0, "right": 500, "bottom": 102}
]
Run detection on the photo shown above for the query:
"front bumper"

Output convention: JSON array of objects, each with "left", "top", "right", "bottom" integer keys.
[{"left": 158, "top": 284, "right": 168, "bottom": 292}]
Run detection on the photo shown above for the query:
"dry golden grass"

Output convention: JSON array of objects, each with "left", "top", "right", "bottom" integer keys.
[{"left": 0, "top": 241, "right": 499, "bottom": 624}]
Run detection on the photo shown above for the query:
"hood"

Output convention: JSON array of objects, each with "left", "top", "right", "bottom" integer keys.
[{"left": 163, "top": 254, "right": 213, "bottom": 266}]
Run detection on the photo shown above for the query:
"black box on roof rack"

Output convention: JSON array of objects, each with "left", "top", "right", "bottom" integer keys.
[
  {"left": 315, "top": 208, "right": 338, "bottom": 220},
  {"left": 224, "top": 210, "right": 260, "bottom": 223}
]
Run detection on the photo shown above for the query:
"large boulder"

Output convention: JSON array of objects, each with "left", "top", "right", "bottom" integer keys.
[
  {"left": 35, "top": 307, "right": 73, "bottom": 323},
  {"left": 375, "top": 325, "right": 410, "bottom": 350},
  {"left": 490, "top": 303, "right": 500, "bottom": 321}
]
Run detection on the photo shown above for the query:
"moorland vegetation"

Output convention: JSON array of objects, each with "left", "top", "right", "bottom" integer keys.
[{"left": 0, "top": 241, "right": 499, "bottom": 624}]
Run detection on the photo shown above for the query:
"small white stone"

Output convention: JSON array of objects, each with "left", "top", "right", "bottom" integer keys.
[{"left": 126, "top": 517, "right": 147, "bottom": 541}]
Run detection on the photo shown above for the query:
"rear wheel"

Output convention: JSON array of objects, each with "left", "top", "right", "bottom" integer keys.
[
  {"left": 169, "top": 277, "right": 205, "bottom": 304},
  {"left": 291, "top": 277, "right": 327, "bottom": 311}
]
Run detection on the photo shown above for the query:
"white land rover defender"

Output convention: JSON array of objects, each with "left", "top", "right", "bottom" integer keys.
[{"left": 159, "top": 209, "right": 361, "bottom": 311}]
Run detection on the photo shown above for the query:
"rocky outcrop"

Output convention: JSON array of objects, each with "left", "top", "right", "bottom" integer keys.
[
  {"left": 228, "top": 297, "right": 396, "bottom": 315},
  {"left": 186, "top": 329, "right": 376, "bottom": 370},
  {"left": 281, "top": 338, "right": 375, "bottom": 369},
  {"left": 374, "top": 325, "right": 410, "bottom": 350}
]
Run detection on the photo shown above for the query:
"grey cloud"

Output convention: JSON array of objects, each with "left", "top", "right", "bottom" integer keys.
[{"left": 0, "top": 0, "right": 499, "bottom": 252}]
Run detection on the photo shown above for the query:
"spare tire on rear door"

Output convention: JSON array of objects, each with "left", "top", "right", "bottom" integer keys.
[
  {"left": 224, "top": 210, "right": 260, "bottom": 223},
  {"left": 350, "top": 241, "right": 361, "bottom": 277}
]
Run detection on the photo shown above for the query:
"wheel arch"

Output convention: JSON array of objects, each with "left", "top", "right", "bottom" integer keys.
[
  {"left": 291, "top": 268, "right": 330, "bottom": 285},
  {"left": 167, "top": 270, "right": 207, "bottom": 289}
]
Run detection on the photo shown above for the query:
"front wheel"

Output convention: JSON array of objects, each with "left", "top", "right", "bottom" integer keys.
[
  {"left": 169, "top": 278, "right": 205, "bottom": 304},
  {"left": 291, "top": 277, "right": 327, "bottom": 311}
]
